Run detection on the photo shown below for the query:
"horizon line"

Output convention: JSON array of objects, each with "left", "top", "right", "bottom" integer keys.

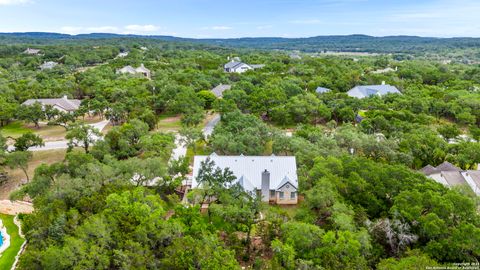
[{"left": 0, "top": 31, "right": 478, "bottom": 40}]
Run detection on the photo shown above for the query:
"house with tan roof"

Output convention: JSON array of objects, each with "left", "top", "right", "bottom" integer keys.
[{"left": 22, "top": 95, "right": 81, "bottom": 113}]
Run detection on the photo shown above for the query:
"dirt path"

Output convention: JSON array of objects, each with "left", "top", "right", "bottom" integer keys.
[{"left": 0, "top": 200, "right": 33, "bottom": 215}]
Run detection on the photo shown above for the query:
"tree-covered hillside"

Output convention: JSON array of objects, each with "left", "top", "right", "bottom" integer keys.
[{"left": 0, "top": 37, "right": 479, "bottom": 269}]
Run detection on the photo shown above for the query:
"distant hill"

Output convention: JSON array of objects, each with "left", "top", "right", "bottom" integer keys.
[{"left": 1, "top": 32, "right": 480, "bottom": 54}]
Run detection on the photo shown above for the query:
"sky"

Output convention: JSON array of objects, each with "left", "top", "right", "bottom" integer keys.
[{"left": 0, "top": 0, "right": 479, "bottom": 38}]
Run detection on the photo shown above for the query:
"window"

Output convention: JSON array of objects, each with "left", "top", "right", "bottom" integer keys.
[
  {"left": 270, "top": 190, "right": 276, "bottom": 197},
  {"left": 291, "top": 192, "right": 296, "bottom": 199},
  {"left": 286, "top": 184, "right": 290, "bottom": 189},
  {"left": 279, "top": 192, "right": 284, "bottom": 200}
]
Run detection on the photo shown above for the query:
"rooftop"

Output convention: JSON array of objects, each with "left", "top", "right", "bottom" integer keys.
[
  {"left": 22, "top": 96, "right": 81, "bottom": 111},
  {"left": 192, "top": 154, "right": 298, "bottom": 192}
]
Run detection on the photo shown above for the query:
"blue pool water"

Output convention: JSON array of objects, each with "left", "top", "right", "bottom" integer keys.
[{"left": 0, "top": 232, "right": 3, "bottom": 246}]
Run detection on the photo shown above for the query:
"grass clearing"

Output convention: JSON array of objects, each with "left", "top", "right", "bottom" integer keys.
[
  {"left": 0, "top": 214, "right": 25, "bottom": 270},
  {"left": 1, "top": 149, "right": 67, "bottom": 200},
  {"left": 156, "top": 114, "right": 182, "bottom": 132},
  {"left": 0, "top": 121, "right": 66, "bottom": 141},
  {"left": 0, "top": 122, "right": 30, "bottom": 138}
]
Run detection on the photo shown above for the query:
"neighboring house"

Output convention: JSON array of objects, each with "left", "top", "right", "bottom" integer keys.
[
  {"left": 23, "top": 48, "right": 41, "bottom": 55},
  {"left": 192, "top": 153, "right": 299, "bottom": 204},
  {"left": 117, "top": 64, "right": 151, "bottom": 79},
  {"left": 40, "top": 61, "right": 58, "bottom": 70},
  {"left": 224, "top": 61, "right": 253, "bottom": 73},
  {"left": 224, "top": 60, "right": 265, "bottom": 73},
  {"left": 347, "top": 82, "right": 401, "bottom": 99},
  {"left": 211, "top": 84, "right": 232, "bottom": 98},
  {"left": 116, "top": 52, "right": 129, "bottom": 58},
  {"left": 420, "top": 161, "right": 480, "bottom": 196},
  {"left": 316, "top": 87, "right": 331, "bottom": 94},
  {"left": 22, "top": 95, "right": 81, "bottom": 113}
]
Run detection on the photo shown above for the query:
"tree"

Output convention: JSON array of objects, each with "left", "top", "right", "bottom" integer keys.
[
  {"left": 181, "top": 109, "right": 204, "bottom": 127},
  {"left": 437, "top": 124, "right": 460, "bottom": 141},
  {"left": 194, "top": 157, "right": 236, "bottom": 204},
  {"left": 12, "top": 132, "right": 44, "bottom": 151},
  {"left": 18, "top": 103, "right": 44, "bottom": 128},
  {"left": 197, "top": 90, "right": 217, "bottom": 109},
  {"left": 377, "top": 250, "right": 440, "bottom": 270},
  {"left": 179, "top": 127, "right": 203, "bottom": 154},
  {"left": 66, "top": 123, "right": 101, "bottom": 153},
  {"left": 6, "top": 151, "right": 32, "bottom": 182}
]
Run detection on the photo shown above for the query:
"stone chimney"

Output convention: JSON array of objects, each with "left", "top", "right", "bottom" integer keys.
[
  {"left": 62, "top": 95, "right": 68, "bottom": 100},
  {"left": 261, "top": 169, "right": 270, "bottom": 202},
  {"left": 381, "top": 81, "right": 386, "bottom": 85}
]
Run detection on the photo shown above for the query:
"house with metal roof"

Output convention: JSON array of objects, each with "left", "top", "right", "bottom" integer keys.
[
  {"left": 192, "top": 154, "right": 299, "bottom": 204},
  {"left": 347, "top": 82, "right": 401, "bottom": 99},
  {"left": 117, "top": 64, "right": 151, "bottom": 79},
  {"left": 22, "top": 95, "right": 81, "bottom": 113},
  {"left": 23, "top": 48, "right": 41, "bottom": 55},
  {"left": 420, "top": 161, "right": 480, "bottom": 196},
  {"left": 316, "top": 87, "right": 332, "bottom": 94},
  {"left": 224, "top": 61, "right": 253, "bottom": 73},
  {"left": 40, "top": 61, "right": 58, "bottom": 70},
  {"left": 211, "top": 84, "right": 232, "bottom": 98}
]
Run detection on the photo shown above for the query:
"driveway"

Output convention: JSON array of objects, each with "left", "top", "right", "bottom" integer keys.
[
  {"left": 171, "top": 134, "right": 187, "bottom": 160},
  {"left": 203, "top": 114, "right": 220, "bottom": 137}
]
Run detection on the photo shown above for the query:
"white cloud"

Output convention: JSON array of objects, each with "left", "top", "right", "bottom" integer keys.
[
  {"left": 201, "top": 26, "right": 232, "bottom": 31},
  {"left": 289, "top": 19, "right": 323, "bottom": 25},
  {"left": 0, "top": 0, "right": 31, "bottom": 5},
  {"left": 124, "top": 24, "right": 160, "bottom": 33}
]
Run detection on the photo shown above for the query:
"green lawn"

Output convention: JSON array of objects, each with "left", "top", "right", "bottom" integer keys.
[
  {"left": 0, "top": 214, "right": 25, "bottom": 270},
  {"left": 0, "top": 122, "right": 30, "bottom": 138},
  {"left": 155, "top": 114, "right": 182, "bottom": 132},
  {"left": 0, "top": 121, "right": 67, "bottom": 140}
]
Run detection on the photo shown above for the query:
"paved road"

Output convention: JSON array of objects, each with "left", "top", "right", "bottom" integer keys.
[
  {"left": 203, "top": 114, "right": 221, "bottom": 137},
  {"left": 7, "top": 120, "right": 110, "bottom": 152}
]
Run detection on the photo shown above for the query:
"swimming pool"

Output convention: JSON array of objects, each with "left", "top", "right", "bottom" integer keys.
[{"left": 0, "top": 231, "right": 3, "bottom": 246}]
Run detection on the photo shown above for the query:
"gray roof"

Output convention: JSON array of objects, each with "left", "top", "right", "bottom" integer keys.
[
  {"left": 347, "top": 84, "right": 401, "bottom": 99},
  {"left": 224, "top": 61, "right": 245, "bottom": 69},
  {"left": 211, "top": 84, "right": 231, "bottom": 98},
  {"left": 420, "top": 165, "right": 438, "bottom": 175},
  {"left": 23, "top": 48, "right": 41, "bottom": 54},
  {"left": 465, "top": 170, "right": 480, "bottom": 188},
  {"left": 22, "top": 96, "right": 81, "bottom": 111},
  {"left": 316, "top": 87, "right": 331, "bottom": 94},
  {"left": 40, "top": 61, "right": 58, "bottom": 70},
  {"left": 420, "top": 161, "right": 462, "bottom": 176},
  {"left": 192, "top": 154, "right": 298, "bottom": 192},
  {"left": 436, "top": 161, "right": 461, "bottom": 172},
  {"left": 441, "top": 171, "right": 468, "bottom": 186},
  {"left": 276, "top": 176, "right": 297, "bottom": 190}
]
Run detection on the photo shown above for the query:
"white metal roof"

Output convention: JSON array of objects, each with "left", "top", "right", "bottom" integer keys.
[{"left": 192, "top": 154, "right": 298, "bottom": 192}]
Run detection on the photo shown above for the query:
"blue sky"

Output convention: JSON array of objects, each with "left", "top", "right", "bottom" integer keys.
[{"left": 0, "top": 0, "right": 479, "bottom": 38}]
